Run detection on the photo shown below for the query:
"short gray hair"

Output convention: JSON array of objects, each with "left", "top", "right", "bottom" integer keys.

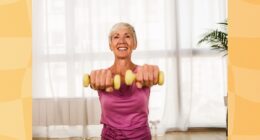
[{"left": 108, "top": 22, "right": 137, "bottom": 46}]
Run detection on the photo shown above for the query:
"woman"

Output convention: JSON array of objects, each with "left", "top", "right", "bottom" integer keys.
[{"left": 90, "top": 22, "right": 160, "bottom": 140}]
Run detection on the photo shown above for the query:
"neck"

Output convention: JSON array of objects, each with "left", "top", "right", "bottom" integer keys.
[{"left": 110, "top": 58, "right": 136, "bottom": 76}]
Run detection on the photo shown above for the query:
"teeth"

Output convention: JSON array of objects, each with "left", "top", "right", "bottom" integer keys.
[{"left": 118, "top": 47, "right": 127, "bottom": 51}]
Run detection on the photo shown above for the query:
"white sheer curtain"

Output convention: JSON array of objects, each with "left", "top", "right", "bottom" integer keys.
[{"left": 32, "top": 0, "right": 227, "bottom": 138}]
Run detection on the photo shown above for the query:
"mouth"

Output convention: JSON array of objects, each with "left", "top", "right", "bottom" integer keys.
[{"left": 117, "top": 47, "right": 128, "bottom": 51}]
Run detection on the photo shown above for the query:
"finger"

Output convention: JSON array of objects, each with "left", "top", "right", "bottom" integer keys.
[
  {"left": 153, "top": 66, "right": 159, "bottom": 85},
  {"left": 100, "top": 69, "right": 106, "bottom": 89},
  {"left": 136, "top": 67, "right": 143, "bottom": 86},
  {"left": 105, "top": 70, "right": 113, "bottom": 87},
  {"left": 148, "top": 65, "right": 154, "bottom": 87},
  {"left": 90, "top": 71, "right": 96, "bottom": 89},
  {"left": 105, "top": 87, "right": 113, "bottom": 92},
  {"left": 95, "top": 70, "right": 101, "bottom": 89},
  {"left": 136, "top": 82, "right": 143, "bottom": 88},
  {"left": 143, "top": 64, "right": 149, "bottom": 86}
]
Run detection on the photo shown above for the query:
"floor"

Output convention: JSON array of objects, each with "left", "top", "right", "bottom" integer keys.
[{"left": 33, "top": 128, "right": 226, "bottom": 140}]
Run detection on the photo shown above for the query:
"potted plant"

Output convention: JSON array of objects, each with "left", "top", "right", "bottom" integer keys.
[
  {"left": 197, "top": 19, "right": 228, "bottom": 136},
  {"left": 197, "top": 19, "right": 228, "bottom": 104},
  {"left": 198, "top": 20, "right": 228, "bottom": 55}
]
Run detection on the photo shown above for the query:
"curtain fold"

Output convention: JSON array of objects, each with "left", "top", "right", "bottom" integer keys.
[{"left": 33, "top": 0, "right": 227, "bottom": 138}]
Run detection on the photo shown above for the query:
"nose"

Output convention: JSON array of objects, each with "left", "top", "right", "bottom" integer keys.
[{"left": 118, "top": 37, "right": 126, "bottom": 43}]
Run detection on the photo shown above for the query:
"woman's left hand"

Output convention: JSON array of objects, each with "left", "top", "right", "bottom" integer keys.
[{"left": 135, "top": 64, "right": 160, "bottom": 88}]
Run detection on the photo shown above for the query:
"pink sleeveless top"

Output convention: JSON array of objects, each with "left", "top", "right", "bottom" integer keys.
[{"left": 98, "top": 67, "right": 150, "bottom": 130}]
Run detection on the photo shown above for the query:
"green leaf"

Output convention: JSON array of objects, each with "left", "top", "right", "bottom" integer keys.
[{"left": 197, "top": 20, "right": 228, "bottom": 53}]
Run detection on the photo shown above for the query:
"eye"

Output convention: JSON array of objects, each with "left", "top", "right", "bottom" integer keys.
[
  {"left": 126, "top": 35, "right": 130, "bottom": 38},
  {"left": 113, "top": 36, "right": 119, "bottom": 39}
]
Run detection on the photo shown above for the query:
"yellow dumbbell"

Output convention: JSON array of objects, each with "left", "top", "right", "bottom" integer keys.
[
  {"left": 83, "top": 74, "right": 121, "bottom": 90},
  {"left": 125, "top": 70, "right": 164, "bottom": 86}
]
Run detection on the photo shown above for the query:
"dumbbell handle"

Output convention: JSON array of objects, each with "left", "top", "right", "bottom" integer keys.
[
  {"left": 125, "top": 70, "right": 164, "bottom": 86},
  {"left": 83, "top": 74, "right": 121, "bottom": 90},
  {"left": 83, "top": 70, "right": 164, "bottom": 89}
]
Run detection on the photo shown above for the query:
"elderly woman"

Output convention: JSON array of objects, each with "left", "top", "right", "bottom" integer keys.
[{"left": 90, "top": 22, "right": 160, "bottom": 140}]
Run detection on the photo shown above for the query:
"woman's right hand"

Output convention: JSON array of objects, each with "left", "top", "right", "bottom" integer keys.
[{"left": 90, "top": 69, "right": 114, "bottom": 92}]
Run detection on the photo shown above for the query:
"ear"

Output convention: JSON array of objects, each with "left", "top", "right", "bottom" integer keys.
[
  {"left": 133, "top": 44, "right": 137, "bottom": 50},
  {"left": 109, "top": 44, "right": 113, "bottom": 51}
]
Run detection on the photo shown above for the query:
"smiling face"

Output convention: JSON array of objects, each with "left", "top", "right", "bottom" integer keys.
[{"left": 109, "top": 23, "right": 137, "bottom": 60}]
